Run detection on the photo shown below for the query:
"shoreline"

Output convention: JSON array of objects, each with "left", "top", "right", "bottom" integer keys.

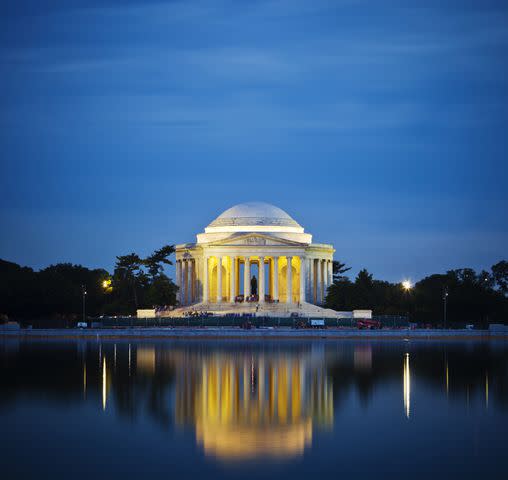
[{"left": 1, "top": 327, "right": 507, "bottom": 341}]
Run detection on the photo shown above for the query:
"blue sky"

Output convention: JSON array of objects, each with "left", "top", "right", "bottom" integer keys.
[{"left": 1, "top": 0, "right": 507, "bottom": 282}]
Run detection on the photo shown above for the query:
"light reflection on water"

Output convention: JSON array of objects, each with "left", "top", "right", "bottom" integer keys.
[
  {"left": 1, "top": 338, "right": 507, "bottom": 478},
  {"left": 403, "top": 352, "right": 410, "bottom": 419},
  {"left": 174, "top": 349, "right": 332, "bottom": 460}
]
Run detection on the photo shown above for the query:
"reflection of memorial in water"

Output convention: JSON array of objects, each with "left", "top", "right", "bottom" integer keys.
[{"left": 174, "top": 349, "right": 334, "bottom": 461}]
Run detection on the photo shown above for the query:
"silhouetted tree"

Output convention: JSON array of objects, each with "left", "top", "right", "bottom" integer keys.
[
  {"left": 492, "top": 261, "right": 508, "bottom": 295},
  {"left": 143, "top": 245, "right": 175, "bottom": 280}
]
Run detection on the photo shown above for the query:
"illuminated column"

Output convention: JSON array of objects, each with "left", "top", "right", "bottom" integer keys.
[
  {"left": 323, "top": 260, "right": 328, "bottom": 304},
  {"left": 299, "top": 256, "right": 306, "bottom": 303},
  {"left": 217, "top": 256, "right": 223, "bottom": 303},
  {"left": 315, "top": 259, "right": 321, "bottom": 305},
  {"left": 321, "top": 259, "right": 326, "bottom": 304},
  {"left": 286, "top": 256, "right": 293, "bottom": 304},
  {"left": 181, "top": 260, "right": 187, "bottom": 305},
  {"left": 320, "top": 259, "right": 325, "bottom": 304},
  {"left": 230, "top": 256, "right": 236, "bottom": 303},
  {"left": 244, "top": 257, "right": 251, "bottom": 298},
  {"left": 176, "top": 260, "right": 182, "bottom": 304},
  {"left": 259, "top": 256, "right": 265, "bottom": 302},
  {"left": 187, "top": 259, "right": 194, "bottom": 304},
  {"left": 203, "top": 256, "right": 209, "bottom": 303},
  {"left": 310, "top": 258, "right": 315, "bottom": 304},
  {"left": 273, "top": 257, "right": 279, "bottom": 301},
  {"left": 327, "top": 260, "right": 333, "bottom": 287}
]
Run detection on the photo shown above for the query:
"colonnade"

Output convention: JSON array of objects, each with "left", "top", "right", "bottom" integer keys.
[{"left": 176, "top": 255, "right": 333, "bottom": 307}]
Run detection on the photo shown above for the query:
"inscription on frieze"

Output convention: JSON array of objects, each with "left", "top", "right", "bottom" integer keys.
[{"left": 244, "top": 237, "right": 267, "bottom": 245}]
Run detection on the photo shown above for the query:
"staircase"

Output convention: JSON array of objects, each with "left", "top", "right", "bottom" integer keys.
[{"left": 164, "top": 300, "right": 341, "bottom": 318}]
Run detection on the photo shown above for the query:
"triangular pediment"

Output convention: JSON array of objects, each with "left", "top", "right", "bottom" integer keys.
[{"left": 209, "top": 233, "right": 305, "bottom": 247}]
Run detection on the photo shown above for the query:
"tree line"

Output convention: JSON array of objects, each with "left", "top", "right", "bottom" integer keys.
[
  {"left": 1, "top": 248, "right": 507, "bottom": 326},
  {"left": 0, "top": 245, "right": 177, "bottom": 323},
  {"left": 325, "top": 260, "right": 508, "bottom": 326}
]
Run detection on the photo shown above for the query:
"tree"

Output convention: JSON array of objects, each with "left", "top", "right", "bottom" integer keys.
[
  {"left": 115, "top": 253, "right": 143, "bottom": 309},
  {"left": 332, "top": 260, "right": 351, "bottom": 282},
  {"left": 143, "top": 245, "right": 175, "bottom": 279},
  {"left": 492, "top": 261, "right": 508, "bottom": 295},
  {"left": 145, "top": 276, "right": 178, "bottom": 306}
]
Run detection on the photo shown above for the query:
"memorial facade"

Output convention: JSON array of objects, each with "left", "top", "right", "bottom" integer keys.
[{"left": 175, "top": 202, "right": 334, "bottom": 309}]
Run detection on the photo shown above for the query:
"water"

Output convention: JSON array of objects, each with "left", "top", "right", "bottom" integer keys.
[{"left": 1, "top": 338, "right": 507, "bottom": 479}]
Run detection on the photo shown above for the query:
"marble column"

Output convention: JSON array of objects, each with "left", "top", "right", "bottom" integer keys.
[
  {"left": 315, "top": 259, "right": 321, "bottom": 305},
  {"left": 310, "top": 258, "right": 315, "bottom": 304},
  {"left": 327, "top": 260, "right": 333, "bottom": 287},
  {"left": 187, "top": 259, "right": 193, "bottom": 304},
  {"left": 203, "top": 257, "right": 209, "bottom": 303},
  {"left": 273, "top": 257, "right": 279, "bottom": 302},
  {"left": 176, "top": 260, "right": 182, "bottom": 304},
  {"left": 230, "top": 256, "right": 236, "bottom": 303},
  {"left": 299, "top": 256, "right": 306, "bottom": 303},
  {"left": 259, "top": 256, "right": 265, "bottom": 302},
  {"left": 244, "top": 257, "right": 251, "bottom": 298},
  {"left": 217, "top": 256, "right": 223, "bottom": 303},
  {"left": 286, "top": 256, "right": 293, "bottom": 304},
  {"left": 181, "top": 260, "right": 187, "bottom": 305},
  {"left": 319, "top": 259, "right": 324, "bottom": 305}
]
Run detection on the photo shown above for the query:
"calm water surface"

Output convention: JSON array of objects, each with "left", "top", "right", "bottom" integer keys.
[{"left": 1, "top": 338, "right": 507, "bottom": 479}]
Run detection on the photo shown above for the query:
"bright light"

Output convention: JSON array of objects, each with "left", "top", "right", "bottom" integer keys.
[
  {"left": 402, "top": 280, "right": 412, "bottom": 291},
  {"left": 102, "top": 279, "right": 112, "bottom": 291},
  {"left": 403, "top": 353, "right": 411, "bottom": 419}
]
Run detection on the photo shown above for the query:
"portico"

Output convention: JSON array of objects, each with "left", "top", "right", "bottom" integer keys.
[{"left": 174, "top": 202, "right": 335, "bottom": 315}]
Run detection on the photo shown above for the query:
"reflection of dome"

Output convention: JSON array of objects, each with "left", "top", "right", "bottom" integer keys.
[
  {"left": 196, "top": 420, "right": 312, "bottom": 461},
  {"left": 205, "top": 202, "right": 304, "bottom": 233}
]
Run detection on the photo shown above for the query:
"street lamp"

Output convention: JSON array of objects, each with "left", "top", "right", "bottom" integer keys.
[
  {"left": 401, "top": 280, "right": 413, "bottom": 326},
  {"left": 82, "top": 284, "right": 87, "bottom": 326},
  {"left": 443, "top": 286, "right": 449, "bottom": 329}
]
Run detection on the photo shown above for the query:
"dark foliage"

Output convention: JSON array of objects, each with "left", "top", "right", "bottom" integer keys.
[
  {"left": 325, "top": 261, "right": 508, "bottom": 325},
  {"left": 0, "top": 245, "right": 178, "bottom": 321}
]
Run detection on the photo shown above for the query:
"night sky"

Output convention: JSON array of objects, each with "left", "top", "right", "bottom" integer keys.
[{"left": 1, "top": 0, "right": 507, "bottom": 282}]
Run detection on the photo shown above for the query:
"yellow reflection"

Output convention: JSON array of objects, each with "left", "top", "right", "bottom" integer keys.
[
  {"left": 403, "top": 353, "right": 410, "bottom": 419},
  {"left": 128, "top": 344, "right": 131, "bottom": 377},
  {"left": 175, "top": 353, "right": 333, "bottom": 461},
  {"left": 83, "top": 363, "right": 86, "bottom": 397},
  {"left": 102, "top": 357, "right": 107, "bottom": 411},
  {"left": 137, "top": 347, "right": 155, "bottom": 373}
]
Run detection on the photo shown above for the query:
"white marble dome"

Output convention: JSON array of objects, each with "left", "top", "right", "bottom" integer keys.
[{"left": 205, "top": 202, "right": 304, "bottom": 233}]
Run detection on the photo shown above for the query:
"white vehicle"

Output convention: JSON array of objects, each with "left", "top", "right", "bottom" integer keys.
[
  {"left": 465, "top": 324, "right": 474, "bottom": 330},
  {"left": 77, "top": 322, "right": 88, "bottom": 329}
]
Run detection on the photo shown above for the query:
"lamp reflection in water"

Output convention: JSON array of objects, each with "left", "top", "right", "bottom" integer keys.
[
  {"left": 102, "top": 357, "right": 107, "bottom": 411},
  {"left": 403, "top": 353, "right": 411, "bottom": 419},
  {"left": 83, "top": 363, "right": 86, "bottom": 398},
  {"left": 175, "top": 351, "right": 333, "bottom": 462}
]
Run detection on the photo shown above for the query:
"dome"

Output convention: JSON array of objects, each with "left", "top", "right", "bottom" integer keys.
[{"left": 205, "top": 202, "right": 304, "bottom": 233}]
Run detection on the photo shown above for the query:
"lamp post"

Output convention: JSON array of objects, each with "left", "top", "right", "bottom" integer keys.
[
  {"left": 82, "top": 284, "right": 87, "bottom": 327},
  {"left": 402, "top": 280, "right": 412, "bottom": 326},
  {"left": 443, "top": 286, "right": 448, "bottom": 329}
]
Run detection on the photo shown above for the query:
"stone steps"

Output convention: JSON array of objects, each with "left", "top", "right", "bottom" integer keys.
[{"left": 165, "top": 300, "right": 340, "bottom": 318}]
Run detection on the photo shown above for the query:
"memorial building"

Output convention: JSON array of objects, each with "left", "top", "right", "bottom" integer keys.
[{"left": 173, "top": 202, "right": 339, "bottom": 317}]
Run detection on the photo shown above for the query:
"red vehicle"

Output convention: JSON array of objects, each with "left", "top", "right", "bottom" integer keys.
[{"left": 357, "top": 319, "right": 382, "bottom": 330}]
